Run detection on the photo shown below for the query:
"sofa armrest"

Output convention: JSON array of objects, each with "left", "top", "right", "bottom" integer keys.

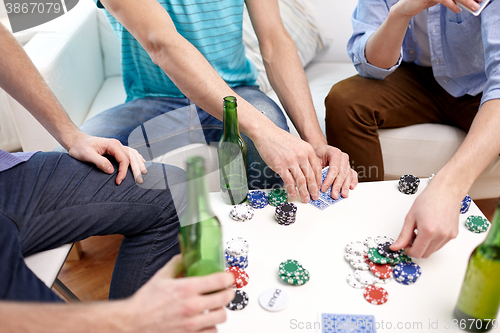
[{"left": 8, "top": 3, "right": 105, "bottom": 152}]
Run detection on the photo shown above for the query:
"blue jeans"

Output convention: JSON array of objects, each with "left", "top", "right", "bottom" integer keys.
[
  {"left": 0, "top": 152, "right": 186, "bottom": 302},
  {"left": 79, "top": 86, "right": 288, "bottom": 189}
]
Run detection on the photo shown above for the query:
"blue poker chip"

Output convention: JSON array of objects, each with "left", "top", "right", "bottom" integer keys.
[
  {"left": 460, "top": 195, "right": 472, "bottom": 214},
  {"left": 247, "top": 190, "right": 268, "bottom": 209},
  {"left": 225, "top": 251, "right": 248, "bottom": 263},
  {"left": 393, "top": 262, "right": 422, "bottom": 281}
]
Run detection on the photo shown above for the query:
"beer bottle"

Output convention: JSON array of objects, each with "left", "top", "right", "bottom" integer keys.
[
  {"left": 453, "top": 200, "right": 500, "bottom": 332},
  {"left": 218, "top": 96, "right": 248, "bottom": 205},
  {"left": 178, "top": 156, "right": 225, "bottom": 277}
]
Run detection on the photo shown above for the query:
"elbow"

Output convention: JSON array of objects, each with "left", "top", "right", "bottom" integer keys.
[{"left": 142, "top": 31, "right": 173, "bottom": 66}]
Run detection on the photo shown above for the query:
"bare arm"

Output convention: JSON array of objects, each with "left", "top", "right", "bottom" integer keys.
[
  {"left": 393, "top": 99, "right": 500, "bottom": 257},
  {"left": 0, "top": 23, "right": 146, "bottom": 184}
]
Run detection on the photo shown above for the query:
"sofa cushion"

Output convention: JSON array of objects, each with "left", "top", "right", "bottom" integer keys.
[
  {"left": 85, "top": 75, "right": 127, "bottom": 122},
  {"left": 243, "top": 0, "right": 327, "bottom": 93}
]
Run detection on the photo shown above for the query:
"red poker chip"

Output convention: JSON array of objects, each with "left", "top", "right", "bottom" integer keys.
[
  {"left": 364, "top": 255, "right": 371, "bottom": 264},
  {"left": 369, "top": 262, "right": 393, "bottom": 279},
  {"left": 363, "top": 285, "right": 388, "bottom": 305},
  {"left": 226, "top": 266, "right": 249, "bottom": 289}
]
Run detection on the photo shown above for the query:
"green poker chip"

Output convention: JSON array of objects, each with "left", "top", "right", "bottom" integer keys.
[
  {"left": 268, "top": 188, "right": 288, "bottom": 207},
  {"left": 465, "top": 215, "right": 491, "bottom": 234},
  {"left": 278, "top": 259, "right": 304, "bottom": 277},
  {"left": 400, "top": 251, "right": 412, "bottom": 263},
  {"left": 279, "top": 269, "right": 310, "bottom": 286},
  {"left": 368, "top": 247, "right": 389, "bottom": 264}
]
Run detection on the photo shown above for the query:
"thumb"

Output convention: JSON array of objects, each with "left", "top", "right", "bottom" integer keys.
[
  {"left": 391, "top": 213, "right": 416, "bottom": 251},
  {"left": 159, "top": 254, "right": 184, "bottom": 279}
]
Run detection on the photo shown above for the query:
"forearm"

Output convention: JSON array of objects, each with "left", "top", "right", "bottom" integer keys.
[
  {"left": 262, "top": 31, "right": 326, "bottom": 147},
  {"left": 0, "top": 301, "right": 130, "bottom": 333},
  {"left": 437, "top": 99, "right": 500, "bottom": 196},
  {"left": 0, "top": 24, "right": 83, "bottom": 150},
  {"left": 365, "top": 3, "right": 411, "bottom": 69}
]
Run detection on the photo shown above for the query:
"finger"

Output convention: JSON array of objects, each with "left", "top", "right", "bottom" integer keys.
[
  {"left": 390, "top": 213, "right": 417, "bottom": 251},
  {"left": 442, "top": 0, "right": 464, "bottom": 12},
  {"left": 196, "top": 288, "right": 235, "bottom": 312},
  {"left": 187, "top": 308, "right": 227, "bottom": 332},
  {"left": 104, "top": 141, "right": 130, "bottom": 185},
  {"left": 350, "top": 169, "right": 358, "bottom": 190},
  {"left": 288, "top": 164, "right": 310, "bottom": 203},
  {"left": 340, "top": 168, "right": 352, "bottom": 198},
  {"left": 85, "top": 152, "right": 115, "bottom": 175},
  {"left": 129, "top": 150, "right": 144, "bottom": 184},
  {"left": 421, "top": 238, "right": 445, "bottom": 259},
  {"left": 197, "top": 327, "right": 217, "bottom": 333},
  {"left": 309, "top": 153, "right": 322, "bottom": 196},
  {"left": 404, "top": 230, "right": 432, "bottom": 259},
  {"left": 130, "top": 148, "right": 148, "bottom": 174},
  {"left": 278, "top": 168, "right": 298, "bottom": 200},
  {"left": 160, "top": 254, "right": 184, "bottom": 278},
  {"left": 189, "top": 272, "right": 234, "bottom": 295},
  {"left": 330, "top": 155, "right": 349, "bottom": 199},
  {"left": 321, "top": 164, "right": 338, "bottom": 193},
  {"left": 303, "top": 156, "right": 320, "bottom": 201}
]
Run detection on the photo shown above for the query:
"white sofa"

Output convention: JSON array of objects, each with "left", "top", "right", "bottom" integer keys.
[{"left": 8, "top": 0, "right": 500, "bottom": 199}]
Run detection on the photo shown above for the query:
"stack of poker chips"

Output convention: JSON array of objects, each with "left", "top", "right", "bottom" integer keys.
[
  {"left": 393, "top": 262, "right": 422, "bottom": 285},
  {"left": 398, "top": 175, "right": 420, "bottom": 195},
  {"left": 226, "top": 266, "right": 249, "bottom": 289},
  {"left": 465, "top": 215, "right": 491, "bottom": 234},
  {"left": 460, "top": 195, "right": 472, "bottom": 214},
  {"left": 247, "top": 190, "right": 268, "bottom": 209},
  {"left": 229, "top": 203, "right": 255, "bottom": 221},
  {"left": 225, "top": 237, "right": 249, "bottom": 269},
  {"left": 278, "top": 259, "right": 310, "bottom": 286},
  {"left": 275, "top": 202, "right": 297, "bottom": 226},
  {"left": 268, "top": 188, "right": 288, "bottom": 206}
]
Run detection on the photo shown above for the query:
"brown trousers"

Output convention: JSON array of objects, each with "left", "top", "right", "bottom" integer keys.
[{"left": 325, "top": 62, "right": 482, "bottom": 182}]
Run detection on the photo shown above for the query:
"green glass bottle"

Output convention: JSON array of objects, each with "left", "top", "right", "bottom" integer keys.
[
  {"left": 178, "top": 156, "right": 225, "bottom": 277},
  {"left": 218, "top": 96, "right": 248, "bottom": 205},
  {"left": 453, "top": 201, "right": 500, "bottom": 332}
]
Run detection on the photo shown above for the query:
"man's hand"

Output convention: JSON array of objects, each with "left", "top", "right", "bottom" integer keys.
[
  {"left": 390, "top": 174, "right": 461, "bottom": 258},
  {"left": 394, "top": 0, "right": 482, "bottom": 17},
  {"left": 315, "top": 144, "right": 358, "bottom": 199},
  {"left": 126, "top": 255, "right": 235, "bottom": 333},
  {"left": 67, "top": 134, "right": 147, "bottom": 185},
  {"left": 253, "top": 128, "right": 358, "bottom": 203}
]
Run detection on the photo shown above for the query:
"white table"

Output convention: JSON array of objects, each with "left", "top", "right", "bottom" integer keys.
[{"left": 209, "top": 180, "right": 499, "bottom": 333}]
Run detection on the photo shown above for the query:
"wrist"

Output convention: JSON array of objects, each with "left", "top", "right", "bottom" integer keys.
[
  {"left": 389, "top": 2, "right": 414, "bottom": 22},
  {"left": 59, "top": 130, "right": 88, "bottom": 151}
]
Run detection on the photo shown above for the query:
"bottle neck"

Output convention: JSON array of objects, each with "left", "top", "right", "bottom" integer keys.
[
  {"left": 223, "top": 104, "right": 240, "bottom": 137},
  {"left": 483, "top": 201, "right": 500, "bottom": 248},
  {"left": 186, "top": 159, "right": 214, "bottom": 222}
]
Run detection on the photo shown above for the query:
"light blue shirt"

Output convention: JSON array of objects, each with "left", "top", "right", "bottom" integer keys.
[
  {"left": 348, "top": 0, "right": 500, "bottom": 106},
  {"left": 95, "top": 0, "right": 258, "bottom": 102}
]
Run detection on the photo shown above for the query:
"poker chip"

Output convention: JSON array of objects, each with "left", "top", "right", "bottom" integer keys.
[
  {"left": 229, "top": 204, "right": 255, "bottom": 221},
  {"left": 346, "top": 241, "right": 368, "bottom": 256},
  {"left": 226, "top": 237, "right": 249, "bottom": 257},
  {"left": 465, "top": 215, "right": 491, "bottom": 234},
  {"left": 369, "top": 262, "right": 393, "bottom": 279},
  {"left": 377, "top": 242, "right": 401, "bottom": 259},
  {"left": 376, "top": 276, "right": 393, "bottom": 284},
  {"left": 346, "top": 272, "right": 367, "bottom": 289},
  {"left": 398, "top": 175, "right": 420, "bottom": 195},
  {"left": 400, "top": 251, "right": 412, "bottom": 263},
  {"left": 280, "top": 269, "right": 310, "bottom": 286},
  {"left": 354, "top": 269, "right": 379, "bottom": 285},
  {"left": 226, "top": 290, "right": 249, "bottom": 311},
  {"left": 278, "top": 259, "right": 304, "bottom": 277},
  {"left": 393, "top": 262, "right": 422, "bottom": 282},
  {"left": 364, "top": 237, "right": 378, "bottom": 249},
  {"left": 268, "top": 188, "right": 288, "bottom": 207},
  {"left": 247, "top": 190, "right": 268, "bottom": 209},
  {"left": 344, "top": 252, "right": 364, "bottom": 263},
  {"left": 226, "top": 266, "right": 249, "bottom": 289},
  {"left": 368, "top": 247, "right": 389, "bottom": 265},
  {"left": 351, "top": 260, "right": 370, "bottom": 270},
  {"left": 224, "top": 251, "right": 249, "bottom": 270},
  {"left": 460, "top": 195, "right": 472, "bottom": 214},
  {"left": 258, "top": 288, "right": 290, "bottom": 312},
  {"left": 363, "top": 286, "right": 388, "bottom": 305},
  {"left": 275, "top": 202, "right": 298, "bottom": 226},
  {"left": 375, "top": 236, "right": 395, "bottom": 245}
]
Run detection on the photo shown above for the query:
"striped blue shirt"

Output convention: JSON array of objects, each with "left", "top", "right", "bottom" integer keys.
[
  {"left": 96, "top": 0, "right": 258, "bottom": 102},
  {"left": 0, "top": 150, "right": 37, "bottom": 172}
]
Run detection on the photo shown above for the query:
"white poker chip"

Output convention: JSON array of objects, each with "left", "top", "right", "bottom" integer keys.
[
  {"left": 364, "top": 237, "right": 378, "bottom": 249},
  {"left": 351, "top": 260, "right": 370, "bottom": 270},
  {"left": 344, "top": 252, "right": 364, "bottom": 263},
  {"left": 354, "top": 269, "right": 379, "bottom": 285},
  {"left": 346, "top": 241, "right": 368, "bottom": 256},
  {"left": 346, "top": 272, "right": 367, "bottom": 289},
  {"left": 258, "top": 288, "right": 290, "bottom": 312},
  {"left": 376, "top": 276, "right": 393, "bottom": 284},
  {"left": 226, "top": 237, "right": 249, "bottom": 257},
  {"left": 229, "top": 204, "right": 255, "bottom": 222},
  {"left": 375, "top": 236, "right": 395, "bottom": 245}
]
